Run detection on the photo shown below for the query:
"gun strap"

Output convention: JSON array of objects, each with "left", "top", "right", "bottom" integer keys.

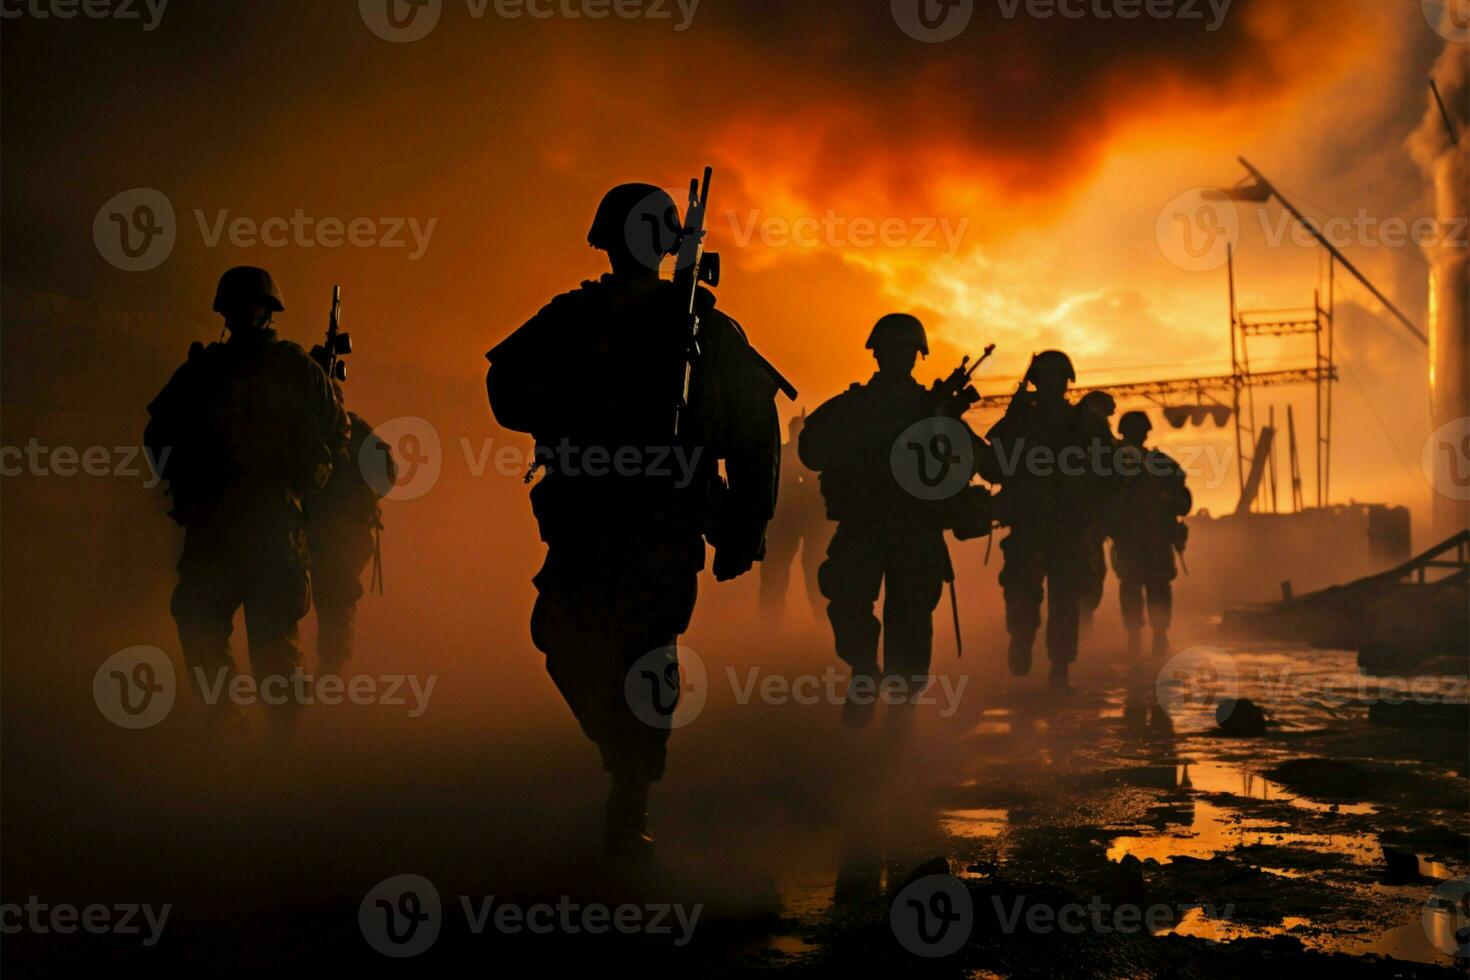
[
  {"left": 371, "top": 527, "right": 385, "bottom": 595},
  {"left": 949, "top": 577, "right": 963, "bottom": 660}
]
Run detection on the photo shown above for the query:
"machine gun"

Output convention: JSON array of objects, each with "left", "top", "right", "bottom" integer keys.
[
  {"left": 929, "top": 343, "right": 996, "bottom": 417},
  {"left": 672, "top": 167, "right": 720, "bottom": 437},
  {"left": 311, "top": 285, "right": 353, "bottom": 382}
]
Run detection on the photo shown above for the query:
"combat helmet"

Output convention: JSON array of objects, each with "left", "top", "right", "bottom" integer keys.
[
  {"left": 865, "top": 313, "right": 928, "bottom": 356},
  {"left": 212, "top": 266, "right": 284, "bottom": 314},
  {"left": 1027, "top": 349, "right": 1075, "bottom": 383},
  {"left": 1119, "top": 410, "right": 1153, "bottom": 439},
  {"left": 587, "top": 183, "right": 681, "bottom": 258}
]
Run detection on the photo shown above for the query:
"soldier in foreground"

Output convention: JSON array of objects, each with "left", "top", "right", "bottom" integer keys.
[
  {"left": 759, "top": 412, "right": 832, "bottom": 623},
  {"left": 800, "top": 315, "right": 980, "bottom": 728},
  {"left": 145, "top": 267, "right": 349, "bottom": 728},
  {"left": 1077, "top": 390, "right": 1118, "bottom": 631},
  {"left": 984, "top": 351, "right": 1111, "bottom": 693},
  {"left": 1110, "top": 411, "right": 1192, "bottom": 657},
  {"left": 485, "top": 178, "right": 788, "bottom": 857}
]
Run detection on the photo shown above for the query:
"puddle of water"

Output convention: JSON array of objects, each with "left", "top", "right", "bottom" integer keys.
[
  {"left": 940, "top": 808, "right": 1008, "bottom": 840},
  {"left": 1179, "top": 761, "right": 1377, "bottom": 815},
  {"left": 1106, "top": 800, "right": 1382, "bottom": 866},
  {"left": 1160, "top": 906, "right": 1312, "bottom": 942},
  {"left": 764, "top": 934, "right": 821, "bottom": 958}
]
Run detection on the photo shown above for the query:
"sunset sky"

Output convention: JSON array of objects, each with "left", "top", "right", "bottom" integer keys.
[{"left": 2, "top": 0, "right": 1463, "bottom": 522}]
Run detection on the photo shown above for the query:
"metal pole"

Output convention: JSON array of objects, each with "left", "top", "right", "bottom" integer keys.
[{"left": 1238, "top": 157, "right": 1427, "bottom": 346}]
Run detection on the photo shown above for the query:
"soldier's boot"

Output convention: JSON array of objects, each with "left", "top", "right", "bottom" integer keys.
[
  {"left": 1127, "top": 629, "right": 1144, "bottom": 659},
  {"left": 1007, "top": 632, "right": 1034, "bottom": 677},
  {"left": 843, "top": 666, "right": 879, "bottom": 729},
  {"left": 606, "top": 775, "right": 654, "bottom": 861},
  {"left": 1151, "top": 629, "right": 1170, "bottom": 658}
]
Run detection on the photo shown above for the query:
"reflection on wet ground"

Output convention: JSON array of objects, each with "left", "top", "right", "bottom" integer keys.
[{"left": 770, "top": 644, "right": 1468, "bottom": 975}]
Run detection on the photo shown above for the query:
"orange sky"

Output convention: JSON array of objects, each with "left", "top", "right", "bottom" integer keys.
[{"left": 1, "top": 0, "right": 1460, "bottom": 524}]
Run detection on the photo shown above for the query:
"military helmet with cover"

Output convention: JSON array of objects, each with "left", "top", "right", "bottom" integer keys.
[
  {"left": 587, "top": 183, "right": 681, "bottom": 260},
  {"left": 213, "top": 266, "right": 285, "bottom": 314},
  {"left": 1027, "top": 349, "right": 1075, "bottom": 382},
  {"left": 1119, "top": 410, "right": 1153, "bottom": 439},
  {"left": 1079, "top": 390, "right": 1116, "bottom": 417},
  {"left": 865, "top": 313, "right": 929, "bottom": 356}
]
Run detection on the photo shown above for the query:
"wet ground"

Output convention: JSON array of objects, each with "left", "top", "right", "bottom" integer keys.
[
  {"left": 751, "top": 643, "right": 1470, "bottom": 977},
  {"left": 5, "top": 609, "right": 1466, "bottom": 977}
]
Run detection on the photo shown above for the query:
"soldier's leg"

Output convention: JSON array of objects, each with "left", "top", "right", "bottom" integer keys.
[
  {"left": 531, "top": 546, "right": 620, "bottom": 759},
  {"left": 1079, "top": 538, "right": 1106, "bottom": 631},
  {"left": 308, "top": 525, "right": 372, "bottom": 673},
  {"left": 602, "top": 534, "right": 703, "bottom": 856},
  {"left": 1042, "top": 534, "right": 1086, "bottom": 690},
  {"left": 1114, "top": 545, "right": 1146, "bottom": 656},
  {"left": 758, "top": 516, "right": 797, "bottom": 615},
  {"left": 998, "top": 529, "right": 1045, "bottom": 675},
  {"left": 818, "top": 522, "right": 885, "bottom": 673},
  {"left": 170, "top": 526, "right": 244, "bottom": 720},
  {"left": 242, "top": 527, "right": 312, "bottom": 727},
  {"left": 881, "top": 532, "right": 947, "bottom": 698},
  {"left": 803, "top": 522, "right": 834, "bottom": 621},
  {"left": 1146, "top": 549, "right": 1178, "bottom": 656}
]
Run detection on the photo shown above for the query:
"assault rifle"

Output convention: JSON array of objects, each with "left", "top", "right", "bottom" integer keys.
[
  {"left": 929, "top": 343, "right": 996, "bottom": 417},
  {"left": 311, "top": 285, "right": 353, "bottom": 382},
  {"left": 672, "top": 167, "right": 720, "bottom": 437}
]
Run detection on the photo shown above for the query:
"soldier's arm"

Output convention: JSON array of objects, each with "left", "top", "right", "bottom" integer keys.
[
  {"left": 485, "top": 294, "right": 586, "bottom": 436},
  {"left": 712, "top": 317, "right": 783, "bottom": 573}
]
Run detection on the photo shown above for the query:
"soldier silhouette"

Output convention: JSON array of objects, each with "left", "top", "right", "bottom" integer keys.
[
  {"left": 1077, "top": 390, "right": 1118, "bottom": 632},
  {"left": 305, "top": 387, "right": 396, "bottom": 674},
  {"left": 1109, "top": 410, "right": 1192, "bottom": 657},
  {"left": 983, "top": 351, "right": 1113, "bottom": 693},
  {"left": 759, "top": 412, "right": 833, "bottom": 623},
  {"left": 485, "top": 181, "right": 789, "bottom": 857},
  {"left": 145, "top": 267, "right": 349, "bottom": 730},
  {"left": 800, "top": 314, "right": 980, "bottom": 728}
]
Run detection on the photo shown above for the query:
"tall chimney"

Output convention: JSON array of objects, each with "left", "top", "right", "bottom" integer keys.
[{"left": 1411, "top": 42, "right": 1469, "bottom": 539}]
